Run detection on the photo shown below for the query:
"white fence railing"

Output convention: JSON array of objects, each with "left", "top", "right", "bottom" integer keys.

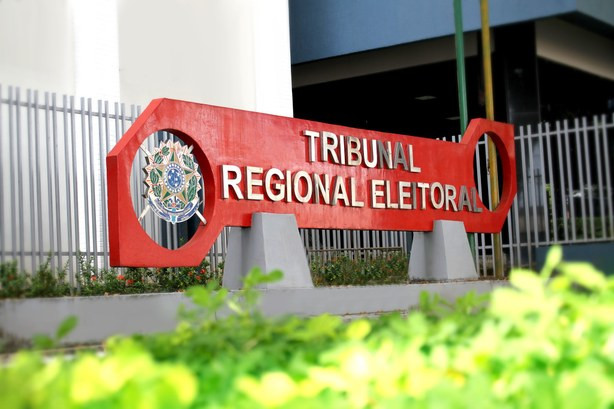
[{"left": 1, "top": 85, "right": 612, "bottom": 280}]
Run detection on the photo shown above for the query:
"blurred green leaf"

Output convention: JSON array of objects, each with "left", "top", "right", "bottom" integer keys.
[
  {"left": 557, "top": 261, "right": 607, "bottom": 291},
  {"left": 541, "top": 245, "right": 562, "bottom": 279},
  {"left": 32, "top": 334, "right": 55, "bottom": 350},
  {"left": 55, "top": 316, "right": 78, "bottom": 341}
]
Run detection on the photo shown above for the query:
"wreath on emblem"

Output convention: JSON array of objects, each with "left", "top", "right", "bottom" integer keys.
[{"left": 142, "top": 140, "right": 204, "bottom": 224}]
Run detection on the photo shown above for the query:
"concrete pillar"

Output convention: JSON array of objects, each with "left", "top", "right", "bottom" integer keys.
[
  {"left": 223, "top": 213, "right": 314, "bottom": 289},
  {"left": 409, "top": 220, "right": 478, "bottom": 280}
]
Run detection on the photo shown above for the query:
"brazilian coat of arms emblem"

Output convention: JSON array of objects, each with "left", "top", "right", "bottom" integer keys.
[{"left": 142, "top": 140, "right": 204, "bottom": 224}]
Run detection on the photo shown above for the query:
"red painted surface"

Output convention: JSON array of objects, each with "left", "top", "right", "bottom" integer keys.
[{"left": 107, "top": 99, "right": 516, "bottom": 267}]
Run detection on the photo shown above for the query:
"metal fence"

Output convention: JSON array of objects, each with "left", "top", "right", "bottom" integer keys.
[
  {"left": 1, "top": 85, "right": 613, "bottom": 281},
  {"left": 460, "top": 114, "right": 614, "bottom": 275}
]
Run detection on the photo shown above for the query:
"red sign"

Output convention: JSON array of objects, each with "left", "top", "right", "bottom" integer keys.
[{"left": 107, "top": 99, "right": 516, "bottom": 267}]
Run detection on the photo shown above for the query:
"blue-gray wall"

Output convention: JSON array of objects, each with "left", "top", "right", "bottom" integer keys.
[{"left": 290, "top": 0, "right": 614, "bottom": 64}]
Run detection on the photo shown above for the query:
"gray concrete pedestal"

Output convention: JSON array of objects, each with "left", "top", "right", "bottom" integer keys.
[
  {"left": 409, "top": 220, "right": 478, "bottom": 280},
  {"left": 223, "top": 213, "right": 314, "bottom": 289}
]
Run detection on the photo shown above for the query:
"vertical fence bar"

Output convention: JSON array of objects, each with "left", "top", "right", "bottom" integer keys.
[
  {"left": 26, "top": 90, "right": 37, "bottom": 273},
  {"left": 544, "top": 122, "right": 558, "bottom": 242},
  {"left": 98, "top": 100, "right": 109, "bottom": 269},
  {"left": 150, "top": 131, "right": 160, "bottom": 245},
  {"left": 537, "top": 123, "right": 550, "bottom": 244},
  {"left": 472, "top": 230, "right": 479, "bottom": 271},
  {"left": 105, "top": 101, "right": 113, "bottom": 261},
  {"left": 15, "top": 88, "right": 26, "bottom": 270},
  {"left": 311, "top": 229, "right": 317, "bottom": 265},
  {"left": 80, "top": 97, "right": 91, "bottom": 263},
  {"left": 8, "top": 88, "right": 17, "bottom": 263},
  {"left": 51, "top": 94, "right": 63, "bottom": 272},
  {"left": 526, "top": 125, "right": 540, "bottom": 247},
  {"left": 44, "top": 93, "right": 55, "bottom": 269},
  {"left": 601, "top": 114, "right": 614, "bottom": 237},
  {"left": 87, "top": 99, "right": 99, "bottom": 270},
  {"left": 363, "top": 230, "right": 368, "bottom": 261},
  {"left": 475, "top": 139, "right": 486, "bottom": 275},
  {"left": 335, "top": 229, "right": 340, "bottom": 254},
  {"left": 212, "top": 232, "right": 219, "bottom": 269},
  {"left": 519, "top": 127, "right": 533, "bottom": 267},
  {"left": 582, "top": 117, "right": 595, "bottom": 239},
  {"left": 115, "top": 103, "right": 124, "bottom": 274},
  {"left": 478, "top": 141, "right": 490, "bottom": 276},
  {"left": 555, "top": 121, "right": 569, "bottom": 241},
  {"left": 34, "top": 91, "right": 44, "bottom": 267},
  {"left": 135, "top": 105, "right": 145, "bottom": 236},
  {"left": 594, "top": 115, "right": 606, "bottom": 238},
  {"left": 505, "top": 208, "right": 514, "bottom": 268},
  {"left": 574, "top": 118, "right": 587, "bottom": 241},
  {"left": 481, "top": 138, "right": 493, "bottom": 274},
  {"left": 381, "top": 230, "right": 387, "bottom": 251},
  {"left": 512, "top": 195, "right": 522, "bottom": 267},
  {"left": 563, "top": 120, "right": 577, "bottom": 241},
  {"left": 221, "top": 227, "right": 228, "bottom": 266},
  {"left": 472, "top": 139, "right": 482, "bottom": 274},
  {"left": 161, "top": 132, "right": 172, "bottom": 249},
  {"left": 69, "top": 96, "right": 81, "bottom": 274},
  {"left": 323, "top": 230, "right": 329, "bottom": 259},
  {"left": 483, "top": 138, "right": 495, "bottom": 274},
  {"left": 62, "top": 95, "right": 75, "bottom": 282},
  {"left": 300, "top": 229, "right": 307, "bottom": 261},
  {"left": 130, "top": 104, "right": 140, "bottom": 239}
]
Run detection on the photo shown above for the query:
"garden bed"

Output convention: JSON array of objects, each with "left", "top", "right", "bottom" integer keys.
[{"left": 0, "top": 280, "right": 503, "bottom": 347}]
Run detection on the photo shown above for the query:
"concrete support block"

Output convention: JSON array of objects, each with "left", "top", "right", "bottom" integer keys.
[
  {"left": 223, "top": 213, "right": 314, "bottom": 289},
  {"left": 409, "top": 220, "right": 478, "bottom": 280}
]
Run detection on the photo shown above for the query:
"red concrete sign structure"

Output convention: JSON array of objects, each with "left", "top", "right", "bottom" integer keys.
[{"left": 107, "top": 99, "right": 516, "bottom": 267}]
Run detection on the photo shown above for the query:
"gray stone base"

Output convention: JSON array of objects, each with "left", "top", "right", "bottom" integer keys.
[
  {"left": 0, "top": 280, "right": 504, "bottom": 346},
  {"left": 409, "top": 220, "right": 478, "bottom": 280},
  {"left": 222, "top": 213, "right": 314, "bottom": 289}
]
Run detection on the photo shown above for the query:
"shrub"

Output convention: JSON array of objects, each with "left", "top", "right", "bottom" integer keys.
[
  {"left": 0, "top": 261, "right": 28, "bottom": 298},
  {"left": 2, "top": 247, "right": 613, "bottom": 408},
  {"left": 1, "top": 250, "right": 408, "bottom": 298},
  {"left": 311, "top": 251, "right": 408, "bottom": 286},
  {"left": 29, "top": 259, "right": 71, "bottom": 297},
  {"left": 0, "top": 256, "right": 223, "bottom": 298},
  {"left": 0, "top": 257, "right": 71, "bottom": 298}
]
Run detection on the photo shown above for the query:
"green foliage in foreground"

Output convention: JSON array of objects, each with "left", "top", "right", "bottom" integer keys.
[{"left": 2, "top": 247, "right": 614, "bottom": 408}]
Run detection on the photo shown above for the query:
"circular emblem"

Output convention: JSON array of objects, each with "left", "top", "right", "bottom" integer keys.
[
  {"left": 164, "top": 163, "right": 185, "bottom": 193},
  {"left": 143, "top": 140, "right": 202, "bottom": 224}
]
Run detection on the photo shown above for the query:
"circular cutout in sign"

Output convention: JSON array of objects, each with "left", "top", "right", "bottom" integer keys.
[{"left": 143, "top": 140, "right": 203, "bottom": 224}]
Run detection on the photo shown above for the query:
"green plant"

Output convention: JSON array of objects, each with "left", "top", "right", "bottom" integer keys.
[
  {"left": 2, "top": 247, "right": 614, "bottom": 408},
  {"left": 0, "top": 255, "right": 225, "bottom": 299},
  {"left": 74, "top": 256, "right": 223, "bottom": 296},
  {"left": 311, "top": 251, "right": 408, "bottom": 286},
  {"left": 31, "top": 315, "right": 78, "bottom": 350},
  {"left": 0, "top": 257, "right": 72, "bottom": 298},
  {"left": 0, "top": 261, "right": 28, "bottom": 298},
  {"left": 29, "top": 258, "right": 71, "bottom": 297}
]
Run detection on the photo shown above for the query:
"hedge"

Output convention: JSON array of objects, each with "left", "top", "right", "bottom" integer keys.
[{"left": 1, "top": 247, "right": 613, "bottom": 408}]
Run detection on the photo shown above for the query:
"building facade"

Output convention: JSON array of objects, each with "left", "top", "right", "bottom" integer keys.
[{"left": 1, "top": 0, "right": 613, "bottom": 274}]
